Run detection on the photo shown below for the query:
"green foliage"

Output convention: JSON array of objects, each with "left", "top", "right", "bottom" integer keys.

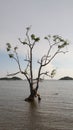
[
  {"left": 31, "top": 34, "right": 35, "bottom": 40},
  {"left": 18, "top": 38, "right": 28, "bottom": 45},
  {"left": 14, "top": 46, "right": 18, "bottom": 51},
  {"left": 8, "top": 54, "right": 14, "bottom": 58},
  {"left": 53, "top": 35, "right": 69, "bottom": 49},
  {"left": 6, "top": 43, "right": 11, "bottom": 51},
  {"left": 53, "top": 35, "right": 65, "bottom": 43},
  {"left": 58, "top": 41, "right": 69, "bottom": 49},
  {"left": 35, "top": 37, "right": 40, "bottom": 42},
  {"left": 44, "top": 35, "right": 51, "bottom": 39},
  {"left": 53, "top": 35, "right": 59, "bottom": 42},
  {"left": 44, "top": 36, "right": 48, "bottom": 40},
  {"left": 7, "top": 48, "right": 10, "bottom": 51},
  {"left": 22, "top": 41, "right": 28, "bottom": 45},
  {"left": 31, "top": 34, "right": 40, "bottom": 42},
  {"left": 51, "top": 69, "right": 56, "bottom": 78},
  {"left": 6, "top": 43, "right": 11, "bottom": 48},
  {"left": 26, "top": 26, "right": 30, "bottom": 31}
]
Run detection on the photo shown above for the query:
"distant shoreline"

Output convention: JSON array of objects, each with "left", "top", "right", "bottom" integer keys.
[
  {"left": 59, "top": 76, "right": 73, "bottom": 80},
  {"left": 0, "top": 77, "right": 22, "bottom": 80},
  {"left": 0, "top": 76, "right": 73, "bottom": 81}
]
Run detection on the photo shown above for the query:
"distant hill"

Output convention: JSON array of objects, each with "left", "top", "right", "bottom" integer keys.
[
  {"left": 0, "top": 77, "right": 22, "bottom": 80},
  {"left": 59, "top": 76, "right": 73, "bottom": 80}
]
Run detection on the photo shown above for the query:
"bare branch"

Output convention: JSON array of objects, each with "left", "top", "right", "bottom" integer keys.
[
  {"left": 24, "top": 59, "right": 30, "bottom": 62},
  {"left": 37, "top": 60, "right": 41, "bottom": 64},
  {"left": 42, "top": 51, "right": 58, "bottom": 66},
  {"left": 26, "top": 28, "right": 31, "bottom": 45},
  {"left": 40, "top": 71, "right": 50, "bottom": 77},
  {"left": 58, "top": 50, "right": 68, "bottom": 54},
  {"left": 7, "top": 71, "right": 20, "bottom": 76},
  {"left": 21, "top": 71, "right": 30, "bottom": 84},
  {"left": 13, "top": 50, "right": 22, "bottom": 72},
  {"left": 18, "top": 38, "right": 30, "bottom": 46},
  {"left": 32, "top": 41, "right": 36, "bottom": 48},
  {"left": 24, "top": 63, "right": 30, "bottom": 74}
]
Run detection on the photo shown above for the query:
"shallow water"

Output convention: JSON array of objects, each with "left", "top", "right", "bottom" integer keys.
[{"left": 0, "top": 80, "right": 73, "bottom": 130}]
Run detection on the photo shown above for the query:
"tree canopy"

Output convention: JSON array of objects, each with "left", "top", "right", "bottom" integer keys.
[{"left": 6, "top": 26, "right": 69, "bottom": 102}]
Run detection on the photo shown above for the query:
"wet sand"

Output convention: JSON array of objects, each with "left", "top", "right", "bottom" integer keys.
[{"left": 0, "top": 80, "right": 73, "bottom": 130}]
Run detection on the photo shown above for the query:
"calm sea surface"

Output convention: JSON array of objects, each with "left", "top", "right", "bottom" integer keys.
[{"left": 0, "top": 80, "right": 73, "bottom": 130}]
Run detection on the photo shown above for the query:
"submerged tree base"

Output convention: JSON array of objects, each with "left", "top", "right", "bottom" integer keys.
[
  {"left": 24, "top": 90, "right": 41, "bottom": 102},
  {"left": 24, "top": 97, "right": 34, "bottom": 102},
  {"left": 24, "top": 96, "right": 41, "bottom": 102}
]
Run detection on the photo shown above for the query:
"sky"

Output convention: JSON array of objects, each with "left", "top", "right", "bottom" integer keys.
[{"left": 0, "top": 0, "right": 73, "bottom": 79}]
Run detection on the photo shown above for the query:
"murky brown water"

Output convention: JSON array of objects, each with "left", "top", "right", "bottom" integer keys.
[{"left": 0, "top": 80, "right": 73, "bottom": 130}]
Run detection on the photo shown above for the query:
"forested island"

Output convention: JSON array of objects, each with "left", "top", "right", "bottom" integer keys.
[
  {"left": 59, "top": 76, "right": 73, "bottom": 80},
  {"left": 0, "top": 77, "right": 22, "bottom": 80},
  {"left": 0, "top": 76, "right": 73, "bottom": 80}
]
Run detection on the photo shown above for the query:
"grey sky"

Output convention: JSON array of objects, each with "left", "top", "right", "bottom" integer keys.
[
  {"left": 0, "top": 0, "right": 73, "bottom": 79},
  {"left": 0, "top": 0, "right": 73, "bottom": 36}
]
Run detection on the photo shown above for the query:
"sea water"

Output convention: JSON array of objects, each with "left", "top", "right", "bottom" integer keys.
[{"left": 0, "top": 80, "right": 73, "bottom": 130}]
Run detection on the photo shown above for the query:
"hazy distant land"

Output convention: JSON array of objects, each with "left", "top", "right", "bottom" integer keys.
[
  {"left": 59, "top": 76, "right": 73, "bottom": 80},
  {"left": 0, "top": 76, "right": 73, "bottom": 80},
  {"left": 0, "top": 77, "right": 22, "bottom": 80}
]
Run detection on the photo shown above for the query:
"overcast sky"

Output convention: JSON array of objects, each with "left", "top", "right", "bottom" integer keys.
[{"left": 0, "top": 0, "right": 73, "bottom": 79}]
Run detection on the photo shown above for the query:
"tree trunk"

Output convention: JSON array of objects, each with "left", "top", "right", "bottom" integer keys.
[{"left": 25, "top": 84, "right": 41, "bottom": 102}]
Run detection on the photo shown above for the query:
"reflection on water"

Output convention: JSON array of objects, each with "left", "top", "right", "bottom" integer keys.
[
  {"left": 0, "top": 80, "right": 73, "bottom": 130},
  {"left": 28, "top": 101, "right": 39, "bottom": 130}
]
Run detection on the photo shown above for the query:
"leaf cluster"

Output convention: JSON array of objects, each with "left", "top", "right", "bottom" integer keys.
[
  {"left": 51, "top": 69, "right": 56, "bottom": 78},
  {"left": 6, "top": 43, "right": 11, "bottom": 51},
  {"left": 53, "top": 35, "right": 69, "bottom": 48},
  {"left": 58, "top": 41, "right": 69, "bottom": 49},
  {"left": 31, "top": 34, "right": 40, "bottom": 42},
  {"left": 9, "top": 54, "right": 14, "bottom": 58},
  {"left": 6, "top": 43, "right": 18, "bottom": 59}
]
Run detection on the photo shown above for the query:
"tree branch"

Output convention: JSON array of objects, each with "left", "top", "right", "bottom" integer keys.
[
  {"left": 18, "top": 38, "right": 30, "bottom": 47},
  {"left": 40, "top": 71, "right": 50, "bottom": 77},
  {"left": 7, "top": 71, "right": 20, "bottom": 76},
  {"left": 13, "top": 50, "right": 22, "bottom": 72},
  {"left": 58, "top": 50, "right": 68, "bottom": 54},
  {"left": 21, "top": 71, "right": 30, "bottom": 84},
  {"left": 42, "top": 50, "right": 59, "bottom": 66},
  {"left": 26, "top": 29, "right": 31, "bottom": 46}
]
